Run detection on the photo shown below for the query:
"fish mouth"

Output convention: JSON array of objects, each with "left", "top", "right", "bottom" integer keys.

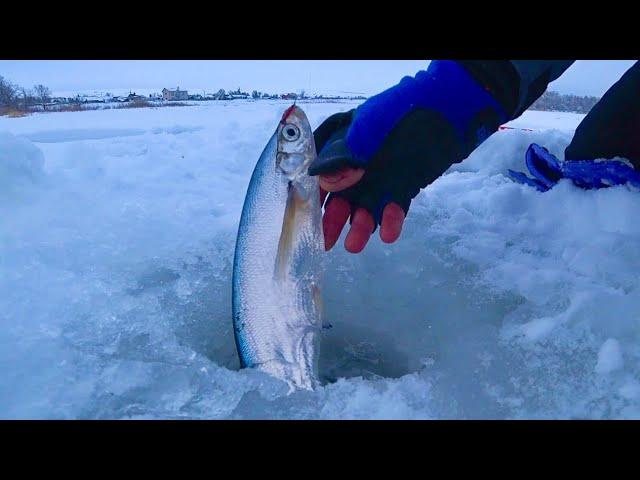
[
  {"left": 280, "top": 104, "right": 299, "bottom": 124},
  {"left": 279, "top": 104, "right": 312, "bottom": 129}
]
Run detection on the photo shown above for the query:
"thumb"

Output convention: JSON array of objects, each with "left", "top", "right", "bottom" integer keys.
[
  {"left": 309, "top": 135, "right": 355, "bottom": 176},
  {"left": 318, "top": 167, "right": 365, "bottom": 193}
]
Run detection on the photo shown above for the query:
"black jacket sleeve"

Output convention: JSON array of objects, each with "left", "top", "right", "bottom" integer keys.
[{"left": 457, "top": 60, "right": 575, "bottom": 119}]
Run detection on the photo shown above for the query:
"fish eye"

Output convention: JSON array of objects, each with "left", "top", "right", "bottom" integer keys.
[{"left": 282, "top": 123, "right": 300, "bottom": 142}]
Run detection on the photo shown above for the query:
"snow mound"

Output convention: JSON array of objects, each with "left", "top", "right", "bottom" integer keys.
[{"left": 0, "top": 132, "right": 45, "bottom": 191}]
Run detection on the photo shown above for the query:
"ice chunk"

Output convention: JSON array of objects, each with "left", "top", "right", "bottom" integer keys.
[
  {"left": 0, "top": 131, "right": 45, "bottom": 188},
  {"left": 595, "top": 339, "right": 623, "bottom": 374}
]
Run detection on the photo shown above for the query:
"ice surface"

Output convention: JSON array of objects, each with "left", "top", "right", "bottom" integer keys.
[{"left": 1, "top": 104, "right": 639, "bottom": 419}]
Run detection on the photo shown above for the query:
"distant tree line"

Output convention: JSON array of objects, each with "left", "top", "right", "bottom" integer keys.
[
  {"left": 0, "top": 75, "right": 51, "bottom": 114},
  {"left": 530, "top": 90, "right": 600, "bottom": 114}
]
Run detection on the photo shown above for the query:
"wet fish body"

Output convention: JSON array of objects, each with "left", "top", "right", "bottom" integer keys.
[{"left": 232, "top": 105, "right": 323, "bottom": 390}]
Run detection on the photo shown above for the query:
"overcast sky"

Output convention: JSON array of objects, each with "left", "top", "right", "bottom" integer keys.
[{"left": 0, "top": 60, "right": 636, "bottom": 97}]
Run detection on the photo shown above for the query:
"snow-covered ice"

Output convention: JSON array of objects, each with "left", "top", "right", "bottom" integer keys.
[{"left": 1, "top": 102, "right": 639, "bottom": 419}]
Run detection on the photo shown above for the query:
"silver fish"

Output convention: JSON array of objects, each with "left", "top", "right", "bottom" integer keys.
[{"left": 232, "top": 105, "right": 324, "bottom": 391}]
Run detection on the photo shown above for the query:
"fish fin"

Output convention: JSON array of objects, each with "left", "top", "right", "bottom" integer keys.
[
  {"left": 275, "top": 183, "right": 304, "bottom": 279},
  {"left": 311, "top": 282, "right": 330, "bottom": 329}
]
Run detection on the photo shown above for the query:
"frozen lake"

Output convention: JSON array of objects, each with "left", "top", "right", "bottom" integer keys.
[{"left": 2, "top": 101, "right": 639, "bottom": 419}]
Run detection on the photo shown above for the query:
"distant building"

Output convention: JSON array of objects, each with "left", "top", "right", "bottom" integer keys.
[
  {"left": 84, "top": 96, "right": 105, "bottom": 103},
  {"left": 126, "top": 92, "right": 147, "bottom": 102},
  {"left": 162, "top": 87, "right": 189, "bottom": 101}
]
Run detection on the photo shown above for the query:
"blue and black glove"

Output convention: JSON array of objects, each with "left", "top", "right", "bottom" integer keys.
[
  {"left": 309, "top": 60, "right": 509, "bottom": 226},
  {"left": 509, "top": 143, "right": 640, "bottom": 192}
]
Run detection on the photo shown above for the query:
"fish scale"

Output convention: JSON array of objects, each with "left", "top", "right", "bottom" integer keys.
[{"left": 232, "top": 106, "right": 324, "bottom": 390}]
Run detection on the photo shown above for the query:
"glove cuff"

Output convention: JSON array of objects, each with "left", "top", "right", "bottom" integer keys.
[{"left": 346, "top": 60, "right": 508, "bottom": 164}]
